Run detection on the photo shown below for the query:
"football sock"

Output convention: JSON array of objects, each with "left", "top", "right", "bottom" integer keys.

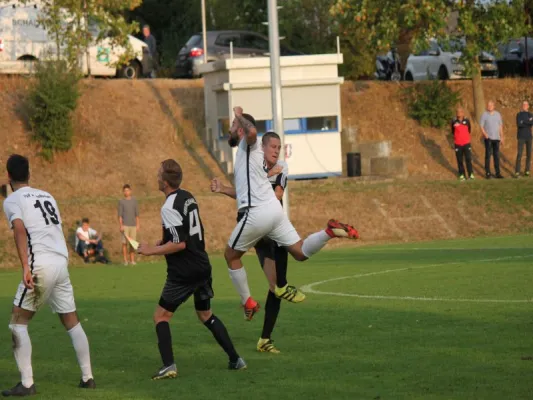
[
  {"left": 68, "top": 323, "right": 94, "bottom": 382},
  {"left": 302, "top": 230, "right": 331, "bottom": 258},
  {"left": 261, "top": 291, "right": 281, "bottom": 339},
  {"left": 228, "top": 267, "right": 252, "bottom": 305},
  {"left": 155, "top": 322, "right": 174, "bottom": 367},
  {"left": 9, "top": 324, "right": 33, "bottom": 388},
  {"left": 274, "top": 245, "right": 289, "bottom": 288},
  {"left": 204, "top": 315, "right": 240, "bottom": 363}
]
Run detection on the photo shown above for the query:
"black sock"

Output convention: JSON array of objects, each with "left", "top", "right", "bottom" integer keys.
[
  {"left": 156, "top": 322, "right": 174, "bottom": 367},
  {"left": 275, "top": 245, "right": 289, "bottom": 288},
  {"left": 204, "top": 315, "right": 239, "bottom": 363},
  {"left": 261, "top": 290, "right": 281, "bottom": 339}
]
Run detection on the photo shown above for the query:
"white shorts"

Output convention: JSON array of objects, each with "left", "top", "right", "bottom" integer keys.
[
  {"left": 13, "top": 258, "right": 76, "bottom": 314},
  {"left": 228, "top": 200, "right": 301, "bottom": 252}
]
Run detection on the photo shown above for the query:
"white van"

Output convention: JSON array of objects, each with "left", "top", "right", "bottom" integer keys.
[{"left": 0, "top": 1, "right": 153, "bottom": 79}]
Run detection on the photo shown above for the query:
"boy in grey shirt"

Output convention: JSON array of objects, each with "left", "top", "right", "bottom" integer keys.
[
  {"left": 480, "top": 100, "right": 504, "bottom": 179},
  {"left": 118, "top": 184, "right": 140, "bottom": 265}
]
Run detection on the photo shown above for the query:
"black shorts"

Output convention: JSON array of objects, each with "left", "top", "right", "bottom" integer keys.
[{"left": 159, "top": 277, "right": 214, "bottom": 313}]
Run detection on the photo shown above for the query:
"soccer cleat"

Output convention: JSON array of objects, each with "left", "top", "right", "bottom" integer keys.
[
  {"left": 79, "top": 378, "right": 96, "bottom": 389},
  {"left": 151, "top": 364, "right": 178, "bottom": 380},
  {"left": 257, "top": 338, "right": 280, "bottom": 354},
  {"left": 228, "top": 357, "right": 247, "bottom": 370},
  {"left": 1, "top": 382, "right": 37, "bottom": 397},
  {"left": 243, "top": 297, "right": 260, "bottom": 321},
  {"left": 514, "top": 172, "right": 520, "bottom": 179},
  {"left": 459, "top": 174, "right": 466, "bottom": 181},
  {"left": 326, "top": 219, "right": 359, "bottom": 240},
  {"left": 495, "top": 174, "right": 504, "bottom": 179},
  {"left": 486, "top": 173, "right": 492, "bottom": 179},
  {"left": 274, "top": 284, "right": 306, "bottom": 303},
  {"left": 469, "top": 174, "right": 475, "bottom": 180},
  {"left": 526, "top": 171, "right": 530, "bottom": 177}
]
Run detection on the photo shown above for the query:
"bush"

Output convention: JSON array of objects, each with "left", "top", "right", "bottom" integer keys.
[
  {"left": 403, "top": 80, "right": 460, "bottom": 129},
  {"left": 27, "top": 61, "right": 80, "bottom": 161}
]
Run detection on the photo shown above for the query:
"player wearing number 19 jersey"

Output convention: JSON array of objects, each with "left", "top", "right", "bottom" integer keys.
[
  {"left": 137, "top": 159, "right": 246, "bottom": 380},
  {"left": 2, "top": 154, "right": 95, "bottom": 397}
]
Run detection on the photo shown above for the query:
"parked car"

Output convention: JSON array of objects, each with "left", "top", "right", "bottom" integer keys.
[
  {"left": 404, "top": 39, "right": 498, "bottom": 81},
  {"left": 175, "top": 30, "right": 303, "bottom": 78},
  {"left": 0, "top": 1, "right": 152, "bottom": 79},
  {"left": 497, "top": 37, "right": 533, "bottom": 78}
]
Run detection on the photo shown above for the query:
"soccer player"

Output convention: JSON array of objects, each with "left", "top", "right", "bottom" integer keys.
[
  {"left": 225, "top": 106, "right": 359, "bottom": 320},
  {"left": 212, "top": 131, "right": 298, "bottom": 353},
  {"left": 137, "top": 159, "right": 246, "bottom": 380},
  {"left": 2, "top": 154, "right": 95, "bottom": 397}
]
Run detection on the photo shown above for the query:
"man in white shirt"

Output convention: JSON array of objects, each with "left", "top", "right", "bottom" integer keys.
[
  {"left": 76, "top": 218, "right": 108, "bottom": 264},
  {"left": 225, "top": 107, "right": 359, "bottom": 320},
  {"left": 2, "top": 154, "right": 95, "bottom": 397}
]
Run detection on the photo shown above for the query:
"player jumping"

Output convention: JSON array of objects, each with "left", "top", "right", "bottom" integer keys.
[
  {"left": 225, "top": 107, "right": 359, "bottom": 320},
  {"left": 138, "top": 159, "right": 246, "bottom": 380},
  {"left": 212, "top": 131, "right": 297, "bottom": 353},
  {"left": 2, "top": 154, "right": 95, "bottom": 397}
]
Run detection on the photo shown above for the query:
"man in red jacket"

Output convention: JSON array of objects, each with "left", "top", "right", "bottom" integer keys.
[{"left": 451, "top": 106, "right": 474, "bottom": 181}]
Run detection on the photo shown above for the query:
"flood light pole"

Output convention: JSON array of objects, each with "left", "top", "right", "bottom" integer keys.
[
  {"left": 267, "top": 0, "right": 289, "bottom": 216},
  {"left": 201, "top": 0, "right": 207, "bottom": 63}
]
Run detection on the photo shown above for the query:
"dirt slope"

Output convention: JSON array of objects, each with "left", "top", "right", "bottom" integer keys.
[{"left": 0, "top": 77, "right": 532, "bottom": 268}]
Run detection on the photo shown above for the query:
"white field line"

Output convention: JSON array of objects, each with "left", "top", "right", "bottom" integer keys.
[{"left": 300, "top": 255, "right": 533, "bottom": 304}]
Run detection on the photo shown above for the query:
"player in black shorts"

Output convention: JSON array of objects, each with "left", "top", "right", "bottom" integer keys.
[
  {"left": 138, "top": 159, "right": 246, "bottom": 380},
  {"left": 211, "top": 131, "right": 302, "bottom": 353}
]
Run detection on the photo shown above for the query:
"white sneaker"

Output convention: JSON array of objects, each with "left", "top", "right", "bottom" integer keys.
[
  {"left": 123, "top": 261, "right": 129, "bottom": 266},
  {"left": 131, "top": 261, "right": 137, "bottom": 266}
]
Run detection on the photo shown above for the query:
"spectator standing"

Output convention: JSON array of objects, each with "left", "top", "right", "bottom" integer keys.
[
  {"left": 118, "top": 184, "right": 140, "bottom": 266},
  {"left": 451, "top": 106, "right": 474, "bottom": 181},
  {"left": 142, "top": 25, "right": 157, "bottom": 78},
  {"left": 480, "top": 100, "right": 504, "bottom": 179},
  {"left": 515, "top": 100, "right": 533, "bottom": 178},
  {"left": 76, "top": 218, "right": 109, "bottom": 264}
]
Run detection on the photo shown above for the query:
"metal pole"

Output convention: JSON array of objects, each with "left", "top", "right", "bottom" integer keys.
[
  {"left": 201, "top": 0, "right": 207, "bottom": 63},
  {"left": 267, "top": 0, "right": 289, "bottom": 216}
]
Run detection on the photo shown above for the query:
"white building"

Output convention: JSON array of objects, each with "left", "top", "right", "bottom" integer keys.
[{"left": 199, "top": 54, "right": 344, "bottom": 180}]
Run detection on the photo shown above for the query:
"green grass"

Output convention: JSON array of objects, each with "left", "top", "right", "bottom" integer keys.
[{"left": 0, "top": 235, "right": 532, "bottom": 399}]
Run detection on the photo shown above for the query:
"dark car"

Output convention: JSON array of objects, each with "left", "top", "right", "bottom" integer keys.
[
  {"left": 497, "top": 37, "right": 533, "bottom": 78},
  {"left": 175, "top": 30, "right": 303, "bottom": 78}
]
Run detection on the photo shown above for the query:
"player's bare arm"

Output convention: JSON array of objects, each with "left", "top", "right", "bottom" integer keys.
[
  {"left": 211, "top": 178, "right": 236, "bottom": 199},
  {"left": 234, "top": 106, "right": 257, "bottom": 145},
  {"left": 274, "top": 186, "right": 284, "bottom": 201},
  {"left": 12, "top": 219, "right": 34, "bottom": 290},
  {"left": 119, "top": 216, "right": 124, "bottom": 232},
  {"left": 138, "top": 241, "right": 185, "bottom": 256},
  {"left": 267, "top": 164, "right": 283, "bottom": 178}
]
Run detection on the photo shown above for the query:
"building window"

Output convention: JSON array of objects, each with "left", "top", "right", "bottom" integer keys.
[
  {"left": 256, "top": 120, "right": 268, "bottom": 134},
  {"left": 284, "top": 118, "right": 302, "bottom": 133},
  {"left": 306, "top": 116, "right": 338, "bottom": 132}
]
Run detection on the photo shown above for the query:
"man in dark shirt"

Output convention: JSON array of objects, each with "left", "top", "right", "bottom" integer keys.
[
  {"left": 451, "top": 106, "right": 474, "bottom": 181},
  {"left": 515, "top": 101, "right": 533, "bottom": 177},
  {"left": 138, "top": 159, "right": 246, "bottom": 380},
  {"left": 142, "top": 25, "right": 157, "bottom": 78}
]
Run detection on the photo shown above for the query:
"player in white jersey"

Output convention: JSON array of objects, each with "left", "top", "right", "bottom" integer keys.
[
  {"left": 2, "top": 155, "right": 95, "bottom": 397},
  {"left": 225, "top": 107, "right": 359, "bottom": 320}
]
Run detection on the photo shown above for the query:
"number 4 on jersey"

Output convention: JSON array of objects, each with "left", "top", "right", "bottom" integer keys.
[{"left": 189, "top": 209, "right": 203, "bottom": 241}]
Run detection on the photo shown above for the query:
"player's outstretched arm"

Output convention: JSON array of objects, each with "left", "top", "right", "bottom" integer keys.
[
  {"left": 211, "top": 178, "right": 236, "bottom": 199},
  {"left": 138, "top": 241, "right": 185, "bottom": 256},
  {"left": 234, "top": 106, "right": 257, "bottom": 146},
  {"left": 12, "top": 219, "right": 34, "bottom": 289}
]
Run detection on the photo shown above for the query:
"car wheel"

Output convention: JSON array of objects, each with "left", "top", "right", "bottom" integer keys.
[
  {"left": 118, "top": 61, "right": 141, "bottom": 79},
  {"left": 438, "top": 66, "right": 449, "bottom": 80}
]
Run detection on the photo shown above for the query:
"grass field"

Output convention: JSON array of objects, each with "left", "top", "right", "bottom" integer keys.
[{"left": 0, "top": 235, "right": 532, "bottom": 399}]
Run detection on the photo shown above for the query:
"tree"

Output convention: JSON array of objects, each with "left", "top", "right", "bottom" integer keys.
[
  {"left": 331, "top": 0, "right": 527, "bottom": 120},
  {"left": 4, "top": 0, "right": 141, "bottom": 74}
]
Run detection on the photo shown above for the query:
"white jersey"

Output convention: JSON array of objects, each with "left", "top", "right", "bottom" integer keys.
[
  {"left": 234, "top": 138, "right": 277, "bottom": 210},
  {"left": 3, "top": 186, "right": 69, "bottom": 268}
]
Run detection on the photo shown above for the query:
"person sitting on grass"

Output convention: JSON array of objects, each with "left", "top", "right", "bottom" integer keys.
[{"left": 76, "top": 218, "right": 109, "bottom": 264}]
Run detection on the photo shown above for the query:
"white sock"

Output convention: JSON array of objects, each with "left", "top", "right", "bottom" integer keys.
[
  {"left": 9, "top": 324, "right": 33, "bottom": 388},
  {"left": 228, "top": 267, "right": 252, "bottom": 305},
  {"left": 302, "top": 230, "right": 331, "bottom": 258},
  {"left": 68, "top": 323, "right": 93, "bottom": 382}
]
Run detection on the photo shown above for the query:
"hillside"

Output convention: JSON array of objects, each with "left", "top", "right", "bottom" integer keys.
[{"left": 1, "top": 77, "right": 532, "bottom": 267}]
